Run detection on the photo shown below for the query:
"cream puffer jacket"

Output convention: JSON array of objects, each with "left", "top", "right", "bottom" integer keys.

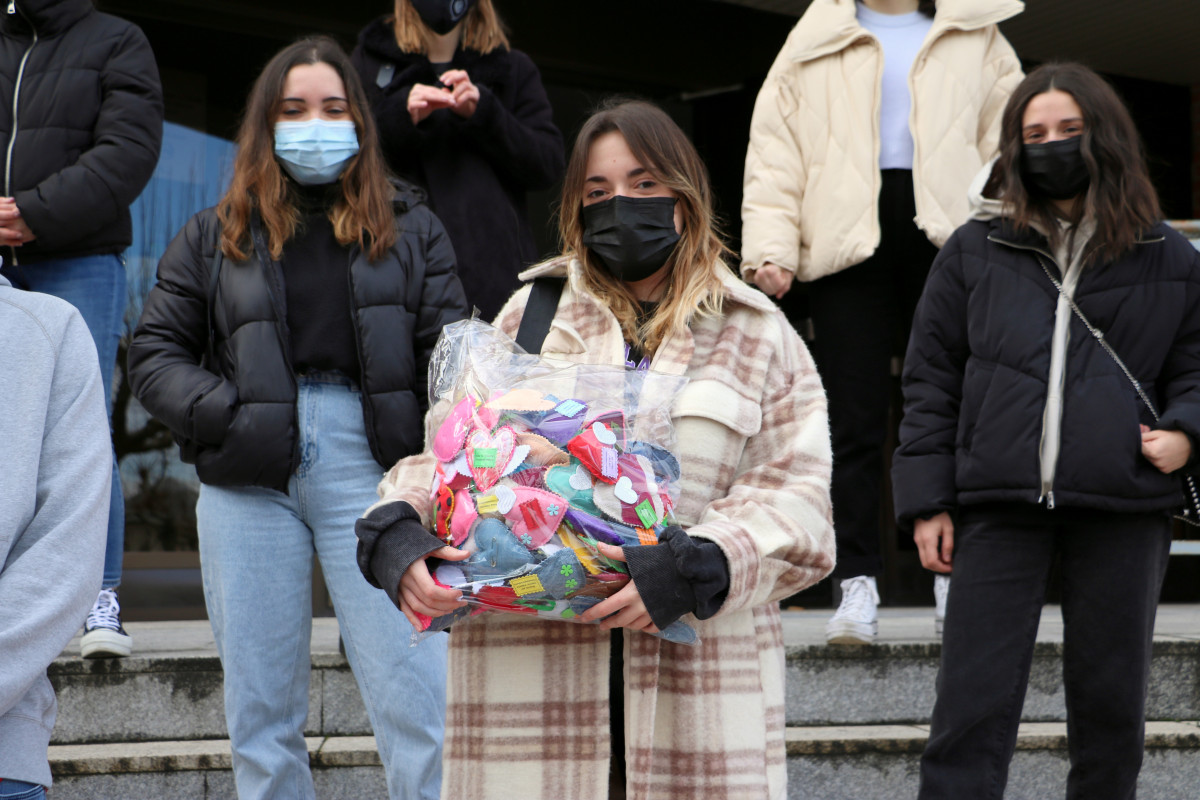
[{"left": 741, "top": 0, "right": 1023, "bottom": 284}]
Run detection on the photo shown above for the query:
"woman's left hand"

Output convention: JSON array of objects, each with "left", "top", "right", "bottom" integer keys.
[
  {"left": 439, "top": 70, "right": 479, "bottom": 118},
  {"left": 579, "top": 542, "right": 661, "bottom": 633},
  {"left": 1141, "top": 425, "right": 1192, "bottom": 474}
]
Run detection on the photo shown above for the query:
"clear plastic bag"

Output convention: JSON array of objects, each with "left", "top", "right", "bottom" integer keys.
[{"left": 412, "top": 318, "right": 697, "bottom": 645}]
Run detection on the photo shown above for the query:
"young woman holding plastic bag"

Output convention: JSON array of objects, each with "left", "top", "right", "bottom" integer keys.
[
  {"left": 893, "top": 63, "right": 1200, "bottom": 799},
  {"left": 127, "top": 37, "right": 467, "bottom": 800},
  {"left": 355, "top": 99, "right": 836, "bottom": 799}
]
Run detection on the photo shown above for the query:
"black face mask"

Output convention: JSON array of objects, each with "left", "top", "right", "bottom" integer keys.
[
  {"left": 581, "top": 196, "right": 681, "bottom": 283},
  {"left": 410, "top": 0, "right": 477, "bottom": 35},
  {"left": 1021, "top": 136, "right": 1090, "bottom": 201}
]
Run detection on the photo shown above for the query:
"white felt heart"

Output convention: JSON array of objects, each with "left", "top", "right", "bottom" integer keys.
[
  {"left": 613, "top": 476, "right": 637, "bottom": 504},
  {"left": 434, "top": 562, "right": 467, "bottom": 588},
  {"left": 502, "top": 445, "right": 531, "bottom": 476},
  {"left": 447, "top": 451, "right": 470, "bottom": 479},
  {"left": 568, "top": 464, "right": 594, "bottom": 491},
  {"left": 492, "top": 485, "right": 517, "bottom": 514},
  {"left": 592, "top": 421, "right": 617, "bottom": 445}
]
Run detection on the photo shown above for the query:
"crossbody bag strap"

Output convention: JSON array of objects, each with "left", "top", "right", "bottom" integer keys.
[
  {"left": 515, "top": 277, "right": 566, "bottom": 354},
  {"left": 1035, "top": 253, "right": 1200, "bottom": 525}
]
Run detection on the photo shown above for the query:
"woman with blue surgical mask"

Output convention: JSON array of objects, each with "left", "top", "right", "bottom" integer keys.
[{"left": 127, "top": 36, "right": 468, "bottom": 800}]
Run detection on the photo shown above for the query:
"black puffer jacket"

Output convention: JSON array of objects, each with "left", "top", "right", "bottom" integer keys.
[
  {"left": 0, "top": 0, "right": 162, "bottom": 263},
  {"left": 351, "top": 17, "right": 564, "bottom": 320},
  {"left": 893, "top": 218, "right": 1200, "bottom": 523},
  {"left": 127, "top": 183, "right": 468, "bottom": 492}
]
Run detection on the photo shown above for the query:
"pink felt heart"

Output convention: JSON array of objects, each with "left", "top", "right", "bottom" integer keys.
[
  {"left": 449, "top": 488, "right": 478, "bottom": 546},
  {"left": 432, "top": 397, "right": 476, "bottom": 462},
  {"left": 502, "top": 487, "right": 570, "bottom": 549},
  {"left": 465, "top": 426, "right": 518, "bottom": 491}
]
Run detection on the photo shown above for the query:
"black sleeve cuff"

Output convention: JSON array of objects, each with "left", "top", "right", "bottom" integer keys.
[
  {"left": 624, "top": 526, "right": 730, "bottom": 630},
  {"left": 355, "top": 501, "right": 445, "bottom": 606}
]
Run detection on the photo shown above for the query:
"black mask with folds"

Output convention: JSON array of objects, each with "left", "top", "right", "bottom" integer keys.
[
  {"left": 410, "top": 0, "right": 477, "bottom": 35},
  {"left": 581, "top": 196, "right": 681, "bottom": 283},
  {"left": 1021, "top": 136, "right": 1091, "bottom": 201}
]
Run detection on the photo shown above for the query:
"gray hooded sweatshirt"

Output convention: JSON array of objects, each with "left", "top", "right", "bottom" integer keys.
[
  {"left": 966, "top": 159, "right": 1096, "bottom": 508},
  {"left": 0, "top": 272, "right": 108, "bottom": 787}
]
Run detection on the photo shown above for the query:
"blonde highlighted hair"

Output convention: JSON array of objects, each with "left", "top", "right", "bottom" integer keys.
[
  {"left": 392, "top": 0, "right": 509, "bottom": 55},
  {"left": 558, "top": 99, "right": 730, "bottom": 357}
]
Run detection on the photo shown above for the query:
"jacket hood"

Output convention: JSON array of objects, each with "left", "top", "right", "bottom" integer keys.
[
  {"left": 968, "top": 156, "right": 1005, "bottom": 222},
  {"left": 5, "top": 0, "right": 92, "bottom": 36},
  {"left": 389, "top": 177, "right": 426, "bottom": 211},
  {"left": 786, "top": 0, "right": 1023, "bottom": 63}
]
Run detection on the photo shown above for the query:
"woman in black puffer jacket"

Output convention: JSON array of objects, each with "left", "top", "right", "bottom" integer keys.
[
  {"left": 893, "top": 63, "right": 1200, "bottom": 800},
  {"left": 128, "top": 37, "right": 466, "bottom": 800},
  {"left": 352, "top": 0, "right": 564, "bottom": 320}
]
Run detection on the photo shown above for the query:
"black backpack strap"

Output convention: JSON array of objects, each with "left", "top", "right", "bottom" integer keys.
[{"left": 514, "top": 277, "right": 565, "bottom": 354}]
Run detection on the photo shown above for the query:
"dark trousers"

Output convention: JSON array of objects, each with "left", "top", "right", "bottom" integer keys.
[
  {"left": 786, "top": 169, "right": 939, "bottom": 579},
  {"left": 918, "top": 505, "right": 1173, "bottom": 800}
]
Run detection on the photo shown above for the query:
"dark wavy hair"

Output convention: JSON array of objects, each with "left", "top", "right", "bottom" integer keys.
[
  {"left": 984, "top": 62, "right": 1162, "bottom": 265},
  {"left": 217, "top": 36, "right": 397, "bottom": 262}
]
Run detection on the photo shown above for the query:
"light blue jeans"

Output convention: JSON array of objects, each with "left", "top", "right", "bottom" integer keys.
[
  {"left": 196, "top": 376, "right": 447, "bottom": 800},
  {"left": 0, "top": 779, "right": 45, "bottom": 799},
  {"left": 1, "top": 254, "right": 126, "bottom": 587}
]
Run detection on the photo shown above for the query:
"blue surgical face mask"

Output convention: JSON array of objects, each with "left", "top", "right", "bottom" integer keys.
[{"left": 274, "top": 119, "right": 360, "bottom": 185}]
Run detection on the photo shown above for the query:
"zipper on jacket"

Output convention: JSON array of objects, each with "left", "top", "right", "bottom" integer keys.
[
  {"left": 987, "top": 233, "right": 1071, "bottom": 508},
  {"left": 4, "top": 10, "right": 37, "bottom": 268}
]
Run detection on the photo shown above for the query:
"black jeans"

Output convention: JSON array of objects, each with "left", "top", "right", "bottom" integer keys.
[
  {"left": 918, "top": 505, "right": 1173, "bottom": 800},
  {"left": 786, "top": 169, "right": 939, "bottom": 579}
]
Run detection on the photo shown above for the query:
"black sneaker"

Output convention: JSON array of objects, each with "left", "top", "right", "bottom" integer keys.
[{"left": 81, "top": 588, "right": 133, "bottom": 658}]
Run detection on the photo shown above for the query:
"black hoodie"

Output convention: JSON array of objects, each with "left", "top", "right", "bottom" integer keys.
[
  {"left": 0, "top": 0, "right": 163, "bottom": 264},
  {"left": 351, "top": 16, "right": 563, "bottom": 320}
]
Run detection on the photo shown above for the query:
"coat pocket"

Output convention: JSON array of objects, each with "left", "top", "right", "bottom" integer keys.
[{"left": 673, "top": 379, "right": 763, "bottom": 438}]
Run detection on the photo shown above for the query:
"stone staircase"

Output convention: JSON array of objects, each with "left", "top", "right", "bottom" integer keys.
[{"left": 46, "top": 608, "right": 1200, "bottom": 799}]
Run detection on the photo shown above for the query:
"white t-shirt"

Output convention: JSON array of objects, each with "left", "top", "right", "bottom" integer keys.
[{"left": 856, "top": 3, "right": 934, "bottom": 170}]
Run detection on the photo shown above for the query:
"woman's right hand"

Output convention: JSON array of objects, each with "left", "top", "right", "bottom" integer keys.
[
  {"left": 752, "top": 262, "right": 793, "bottom": 299},
  {"left": 397, "top": 545, "right": 470, "bottom": 629},
  {"left": 914, "top": 512, "right": 954, "bottom": 574},
  {"left": 407, "top": 83, "right": 457, "bottom": 125}
]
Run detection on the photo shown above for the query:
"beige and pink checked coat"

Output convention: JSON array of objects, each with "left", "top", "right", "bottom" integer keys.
[{"left": 371, "top": 256, "right": 835, "bottom": 799}]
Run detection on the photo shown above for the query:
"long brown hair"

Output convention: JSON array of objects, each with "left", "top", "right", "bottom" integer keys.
[
  {"left": 557, "top": 99, "right": 730, "bottom": 356},
  {"left": 217, "top": 36, "right": 397, "bottom": 262},
  {"left": 392, "top": 0, "right": 509, "bottom": 55},
  {"left": 985, "top": 62, "right": 1162, "bottom": 265}
]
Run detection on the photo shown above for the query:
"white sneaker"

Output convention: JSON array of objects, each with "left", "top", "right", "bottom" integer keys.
[
  {"left": 825, "top": 576, "right": 880, "bottom": 645},
  {"left": 933, "top": 574, "right": 951, "bottom": 637},
  {"left": 81, "top": 588, "right": 133, "bottom": 658}
]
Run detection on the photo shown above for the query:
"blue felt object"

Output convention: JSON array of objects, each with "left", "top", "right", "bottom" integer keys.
[
  {"left": 531, "top": 547, "right": 586, "bottom": 600},
  {"left": 466, "top": 518, "right": 538, "bottom": 577}
]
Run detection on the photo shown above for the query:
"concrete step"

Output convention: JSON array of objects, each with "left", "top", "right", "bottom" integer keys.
[
  {"left": 781, "top": 605, "right": 1200, "bottom": 726},
  {"left": 47, "top": 722, "right": 1200, "bottom": 800},
  {"left": 48, "top": 736, "right": 385, "bottom": 799},
  {"left": 784, "top": 721, "right": 1200, "bottom": 800},
  {"left": 50, "top": 619, "right": 371, "bottom": 745}
]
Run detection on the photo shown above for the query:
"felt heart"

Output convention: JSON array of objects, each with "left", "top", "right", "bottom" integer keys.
[
  {"left": 594, "top": 481, "right": 667, "bottom": 528},
  {"left": 566, "top": 426, "right": 620, "bottom": 484},
  {"left": 434, "top": 483, "right": 455, "bottom": 543},
  {"left": 530, "top": 547, "right": 586, "bottom": 600},
  {"left": 503, "top": 487, "right": 569, "bottom": 549},
  {"left": 449, "top": 488, "right": 478, "bottom": 546},
  {"left": 465, "top": 426, "right": 518, "bottom": 491},
  {"left": 517, "top": 432, "right": 570, "bottom": 467},
  {"left": 485, "top": 388, "right": 556, "bottom": 411},
  {"left": 544, "top": 462, "right": 603, "bottom": 517},
  {"left": 557, "top": 524, "right": 603, "bottom": 574},
  {"left": 508, "top": 468, "right": 546, "bottom": 489},
  {"left": 592, "top": 421, "right": 617, "bottom": 445},
  {"left": 431, "top": 396, "right": 476, "bottom": 462},
  {"left": 466, "top": 518, "right": 537, "bottom": 577},
  {"left": 563, "top": 507, "right": 654, "bottom": 548},
  {"left": 476, "top": 484, "right": 516, "bottom": 515},
  {"left": 613, "top": 476, "right": 637, "bottom": 504},
  {"left": 530, "top": 401, "right": 589, "bottom": 444},
  {"left": 626, "top": 440, "right": 681, "bottom": 483}
]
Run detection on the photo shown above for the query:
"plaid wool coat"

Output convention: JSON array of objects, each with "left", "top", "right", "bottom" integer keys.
[{"left": 371, "top": 257, "right": 835, "bottom": 799}]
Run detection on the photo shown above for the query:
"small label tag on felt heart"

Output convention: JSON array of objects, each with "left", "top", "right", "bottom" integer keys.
[
  {"left": 473, "top": 448, "right": 497, "bottom": 468},
  {"left": 476, "top": 494, "right": 499, "bottom": 514},
  {"left": 556, "top": 399, "right": 586, "bottom": 418},
  {"left": 510, "top": 574, "right": 545, "bottom": 596},
  {"left": 635, "top": 499, "right": 657, "bottom": 528}
]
